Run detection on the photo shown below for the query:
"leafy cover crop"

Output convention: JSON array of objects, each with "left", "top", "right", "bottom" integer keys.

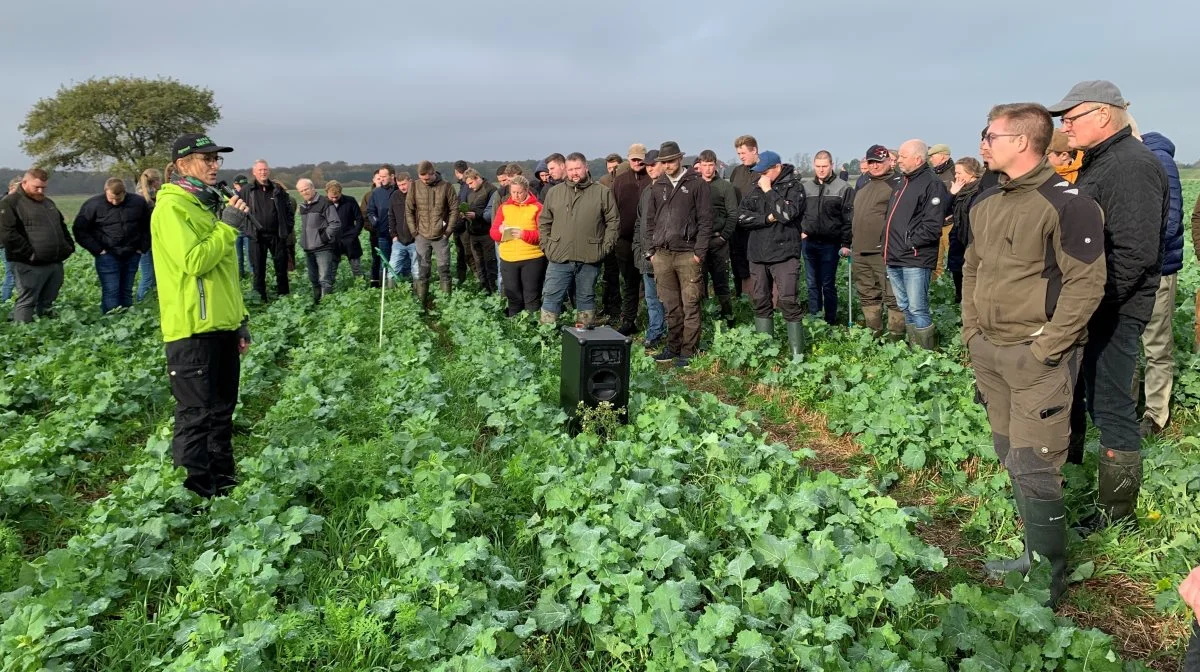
[{"left": 5, "top": 219, "right": 1196, "bottom": 669}]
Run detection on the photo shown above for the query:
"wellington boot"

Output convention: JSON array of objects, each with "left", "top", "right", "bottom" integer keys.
[
  {"left": 440, "top": 279, "right": 453, "bottom": 296},
  {"left": 1024, "top": 495, "right": 1069, "bottom": 608},
  {"left": 539, "top": 309, "right": 558, "bottom": 326},
  {"left": 863, "top": 305, "right": 883, "bottom": 338},
  {"left": 785, "top": 321, "right": 805, "bottom": 360},
  {"left": 717, "top": 294, "right": 735, "bottom": 327},
  {"left": 911, "top": 324, "right": 938, "bottom": 351},
  {"left": 886, "top": 309, "right": 906, "bottom": 341},
  {"left": 577, "top": 310, "right": 596, "bottom": 328},
  {"left": 754, "top": 317, "right": 773, "bottom": 334},
  {"left": 415, "top": 280, "right": 430, "bottom": 312},
  {"left": 985, "top": 485, "right": 1031, "bottom": 578},
  {"left": 1077, "top": 448, "right": 1141, "bottom": 534}
]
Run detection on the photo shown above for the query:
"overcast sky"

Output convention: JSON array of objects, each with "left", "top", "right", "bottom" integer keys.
[{"left": 2, "top": 1, "right": 1196, "bottom": 171}]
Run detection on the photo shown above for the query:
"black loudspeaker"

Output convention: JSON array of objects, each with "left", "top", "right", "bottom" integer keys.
[{"left": 560, "top": 325, "right": 632, "bottom": 423}]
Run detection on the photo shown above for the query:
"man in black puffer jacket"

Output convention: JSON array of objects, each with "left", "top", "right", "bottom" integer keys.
[
  {"left": 0, "top": 168, "right": 75, "bottom": 322},
  {"left": 1047, "top": 81, "right": 1168, "bottom": 532},
  {"left": 736, "top": 150, "right": 806, "bottom": 358},
  {"left": 73, "top": 177, "right": 151, "bottom": 314},
  {"left": 883, "top": 139, "right": 951, "bottom": 350}
]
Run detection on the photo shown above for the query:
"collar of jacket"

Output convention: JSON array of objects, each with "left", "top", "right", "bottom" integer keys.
[
  {"left": 566, "top": 176, "right": 593, "bottom": 190},
  {"left": 812, "top": 173, "right": 835, "bottom": 185},
  {"left": 251, "top": 180, "right": 275, "bottom": 193},
  {"left": 1080, "top": 124, "right": 1133, "bottom": 169},
  {"left": 902, "top": 163, "right": 930, "bottom": 180},
  {"left": 933, "top": 159, "right": 953, "bottom": 175},
  {"left": 505, "top": 194, "right": 537, "bottom": 205},
  {"left": 1000, "top": 159, "right": 1055, "bottom": 193}
]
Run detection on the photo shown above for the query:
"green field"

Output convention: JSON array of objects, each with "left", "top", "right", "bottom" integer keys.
[{"left": 1, "top": 183, "right": 1197, "bottom": 670}]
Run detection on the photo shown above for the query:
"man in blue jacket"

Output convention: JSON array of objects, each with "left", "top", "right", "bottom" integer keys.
[
  {"left": 1138, "top": 129, "right": 1183, "bottom": 436},
  {"left": 366, "top": 165, "right": 396, "bottom": 288}
]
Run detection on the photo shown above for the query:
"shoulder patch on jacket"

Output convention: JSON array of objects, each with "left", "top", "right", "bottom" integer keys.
[{"left": 1041, "top": 181, "right": 1104, "bottom": 264}]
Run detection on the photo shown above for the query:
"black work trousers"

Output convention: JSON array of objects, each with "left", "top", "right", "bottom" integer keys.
[
  {"left": 251, "top": 234, "right": 290, "bottom": 300},
  {"left": 166, "top": 332, "right": 241, "bottom": 498}
]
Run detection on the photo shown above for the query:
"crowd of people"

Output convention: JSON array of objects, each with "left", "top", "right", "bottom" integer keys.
[{"left": 1, "top": 79, "right": 1199, "bottom": 662}]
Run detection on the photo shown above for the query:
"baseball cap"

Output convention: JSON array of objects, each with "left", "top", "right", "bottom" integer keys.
[
  {"left": 644, "top": 149, "right": 660, "bottom": 165},
  {"left": 864, "top": 144, "right": 889, "bottom": 162},
  {"left": 171, "top": 133, "right": 233, "bottom": 160},
  {"left": 751, "top": 150, "right": 781, "bottom": 173},
  {"left": 1046, "top": 80, "right": 1128, "bottom": 116},
  {"left": 233, "top": 174, "right": 248, "bottom": 186},
  {"left": 627, "top": 143, "right": 647, "bottom": 160},
  {"left": 928, "top": 144, "right": 951, "bottom": 157}
]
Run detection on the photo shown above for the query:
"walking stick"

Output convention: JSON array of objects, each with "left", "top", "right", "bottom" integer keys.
[
  {"left": 374, "top": 248, "right": 393, "bottom": 348},
  {"left": 846, "top": 253, "right": 853, "bottom": 328}
]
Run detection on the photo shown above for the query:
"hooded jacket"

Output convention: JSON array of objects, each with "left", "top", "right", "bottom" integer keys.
[
  {"left": 962, "top": 160, "right": 1106, "bottom": 364},
  {"left": 537, "top": 176, "right": 619, "bottom": 264},
  {"left": 800, "top": 174, "right": 854, "bottom": 246},
  {"left": 72, "top": 192, "right": 151, "bottom": 257},
  {"left": 736, "top": 164, "right": 805, "bottom": 265},
  {"left": 1141, "top": 132, "right": 1183, "bottom": 277},
  {"left": 883, "top": 163, "right": 951, "bottom": 269},
  {"left": 150, "top": 183, "right": 247, "bottom": 342},
  {"left": 611, "top": 166, "right": 652, "bottom": 240},
  {"left": 0, "top": 188, "right": 74, "bottom": 265},
  {"left": 405, "top": 172, "right": 459, "bottom": 241},
  {"left": 1074, "top": 125, "right": 1168, "bottom": 320},
  {"left": 645, "top": 168, "right": 713, "bottom": 259},
  {"left": 297, "top": 194, "right": 342, "bottom": 252}
]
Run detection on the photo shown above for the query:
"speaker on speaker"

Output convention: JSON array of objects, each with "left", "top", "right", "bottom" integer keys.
[{"left": 560, "top": 325, "right": 632, "bottom": 425}]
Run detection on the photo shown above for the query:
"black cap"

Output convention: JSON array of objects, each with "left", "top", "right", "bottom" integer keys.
[
  {"left": 864, "top": 144, "right": 889, "bottom": 162},
  {"left": 172, "top": 133, "right": 233, "bottom": 160},
  {"left": 233, "top": 174, "right": 248, "bottom": 185},
  {"left": 644, "top": 149, "right": 660, "bottom": 165}
]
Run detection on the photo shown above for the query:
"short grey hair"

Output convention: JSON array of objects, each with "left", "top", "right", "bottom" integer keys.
[{"left": 295, "top": 178, "right": 314, "bottom": 190}]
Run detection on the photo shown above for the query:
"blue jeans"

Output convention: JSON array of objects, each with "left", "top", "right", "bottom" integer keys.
[
  {"left": 236, "top": 235, "right": 254, "bottom": 277},
  {"left": 643, "top": 273, "right": 666, "bottom": 342},
  {"left": 1, "top": 248, "right": 14, "bottom": 302},
  {"left": 97, "top": 252, "right": 141, "bottom": 313},
  {"left": 136, "top": 250, "right": 156, "bottom": 301},
  {"left": 804, "top": 241, "right": 841, "bottom": 324},
  {"left": 389, "top": 241, "right": 418, "bottom": 280},
  {"left": 542, "top": 261, "right": 601, "bottom": 313},
  {"left": 886, "top": 266, "right": 932, "bottom": 328}
]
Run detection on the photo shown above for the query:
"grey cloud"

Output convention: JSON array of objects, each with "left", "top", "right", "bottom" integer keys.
[{"left": 1, "top": 0, "right": 1197, "bottom": 172}]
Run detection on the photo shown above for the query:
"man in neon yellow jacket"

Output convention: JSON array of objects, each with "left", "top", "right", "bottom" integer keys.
[{"left": 152, "top": 133, "right": 252, "bottom": 498}]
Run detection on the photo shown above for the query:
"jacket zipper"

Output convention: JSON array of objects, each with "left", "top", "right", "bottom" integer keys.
[
  {"left": 882, "top": 178, "right": 910, "bottom": 263},
  {"left": 197, "top": 278, "right": 207, "bottom": 320}
]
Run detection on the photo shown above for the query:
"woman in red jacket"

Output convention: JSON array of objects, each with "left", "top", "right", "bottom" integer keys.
[{"left": 489, "top": 176, "right": 545, "bottom": 317}]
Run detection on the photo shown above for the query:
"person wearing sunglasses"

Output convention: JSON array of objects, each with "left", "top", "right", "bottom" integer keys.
[
  {"left": 151, "top": 133, "right": 252, "bottom": 498},
  {"left": 1046, "top": 80, "right": 1170, "bottom": 533}
]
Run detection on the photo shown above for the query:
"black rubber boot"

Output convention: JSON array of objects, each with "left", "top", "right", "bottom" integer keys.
[
  {"left": 1023, "top": 495, "right": 1069, "bottom": 608},
  {"left": 415, "top": 280, "right": 429, "bottom": 312},
  {"left": 985, "top": 484, "right": 1031, "bottom": 578},
  {"left": 911, "top": 324, "right": 938, "bottom": 351},
  {"left": 754, "top": 317, "right": 773, "bottom": 334},
  {"left": 1078, "top": 448, "right": 1142, "bottom": 534},
  {"left": 717, "top": 295, "right": 735, "bottom": 328},
  {"left": 785, "top": 321, "right": 805, "bottom": 360}
]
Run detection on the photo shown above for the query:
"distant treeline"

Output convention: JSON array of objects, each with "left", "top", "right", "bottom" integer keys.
[{"left": 1, "top": 160, "right": 578, "bottom": 195}]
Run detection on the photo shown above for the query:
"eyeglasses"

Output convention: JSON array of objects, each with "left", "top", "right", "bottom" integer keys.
[
  {"left": 983, "top": 133, "right": 1022, "bottom": 146},
  {"left": 195, "top": 154, "right": 224, "bottom": 166},
  {"left": 629, "top": 158, "right": 644, "bottom": 164},
  {"left": 1060, "top": 106, "right": 1101, "bottom": 128}
]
